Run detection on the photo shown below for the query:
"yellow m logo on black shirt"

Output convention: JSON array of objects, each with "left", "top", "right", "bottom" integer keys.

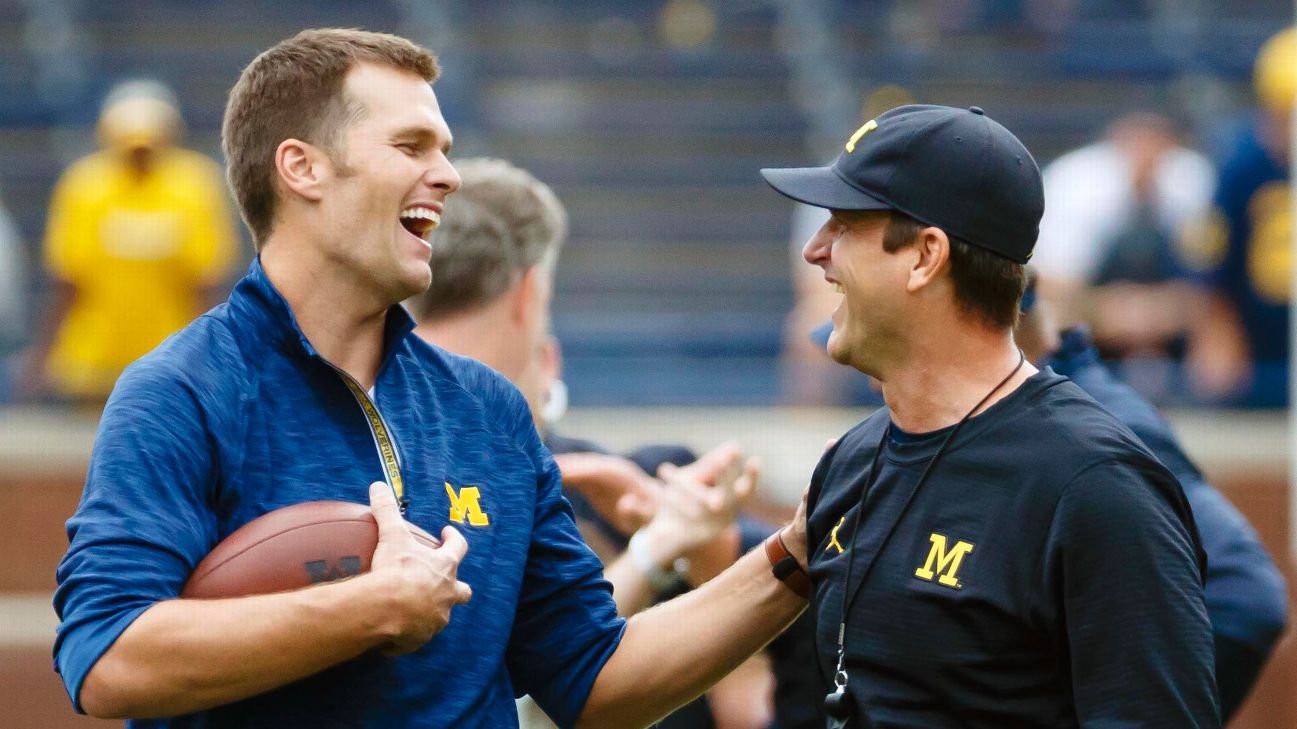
[
  {"left": 914, "top": 533, "right": 974, "bottom": 588},
  {"left": 446, "top": 482, "right": 490, "bottom": 526}
]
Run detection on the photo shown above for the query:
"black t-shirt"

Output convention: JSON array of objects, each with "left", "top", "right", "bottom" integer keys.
[{"left": 806, "top": 370, "right": 1219, "bottom": 728}]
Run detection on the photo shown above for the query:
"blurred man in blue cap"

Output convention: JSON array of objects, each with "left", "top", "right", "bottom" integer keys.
[{"left": 763, "top": 104, "right": 1218, "bottom": 727}]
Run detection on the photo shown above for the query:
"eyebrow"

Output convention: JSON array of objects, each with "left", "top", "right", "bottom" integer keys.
[{"left": 391, "top": 126, "right": 453, "bottom": 155}]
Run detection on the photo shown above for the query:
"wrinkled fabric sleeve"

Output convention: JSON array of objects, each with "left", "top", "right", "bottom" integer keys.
[
  {"left": 1046, "top": 459, "right": 1220, "bottom": 728},
  {"left": 505, "top": 412, "right": 625, "bottom": 729},
  {"left": 52, "top": 359, "right": 219, "bottom": 712}
]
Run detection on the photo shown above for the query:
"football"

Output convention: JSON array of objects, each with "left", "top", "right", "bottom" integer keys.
[{"left": 181, "top": 500, "right": 440, "bottom": 599}]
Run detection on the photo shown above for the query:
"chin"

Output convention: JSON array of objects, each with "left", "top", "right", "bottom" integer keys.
[{"left": 827, "top": 340, "right": 852, "bottom": 367}]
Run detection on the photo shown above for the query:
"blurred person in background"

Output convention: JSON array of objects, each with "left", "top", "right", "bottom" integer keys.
[
  {"left": 409, "top": 157, "right": 778, "bottom": 729},
  {"left": 1014, "top": 269, "right": 1287, "bottom": 722},
  {"left": 18, "top": 79, "right": 238, "bottom": 405},
  {"left": 1184, "top": 26, "right": 1294, "bottom": 407},
  {"left": 0, "top": 184, "right": 27, "bottom": 398},
  {"left": 1031, "top": 111, "right": 1215, "bottom": 399}
]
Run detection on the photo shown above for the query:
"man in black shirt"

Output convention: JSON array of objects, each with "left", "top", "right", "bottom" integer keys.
[{"left": 761, "top": 104, "right": 1218, "bottom": 727}]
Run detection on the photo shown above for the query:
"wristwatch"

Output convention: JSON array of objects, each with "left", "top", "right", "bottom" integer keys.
[
  {"left": 765, "top": 530, "right": 810, "bottom": 599},
  {"left": 628, "top": 529, "right": 689, "bottom": 594}
]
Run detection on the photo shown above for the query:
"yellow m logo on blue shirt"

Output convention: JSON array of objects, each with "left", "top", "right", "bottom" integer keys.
[
  {"left": 446, "top": 482, "right": 490, "bottom": 526},
  {"left": 914, "top": 533, "right": 974, "bottom": 588}
]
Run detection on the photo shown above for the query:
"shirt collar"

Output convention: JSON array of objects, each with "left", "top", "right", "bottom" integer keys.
[{"left": 228, "top": 257, "right": 417, "bottom": 370}]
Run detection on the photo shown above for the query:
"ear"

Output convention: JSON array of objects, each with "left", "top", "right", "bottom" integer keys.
[
  {"left": 274, "top": 138, "right": 326, "bottom": 203},
  {"left": 510, "top": 265, "right": 541, "bottom": 326},
  {"left": 906, "top": 226, "right": 950, "bottom": 294},
  {"left": 537, "top": 334, "right": 562, "bottom": 386}
]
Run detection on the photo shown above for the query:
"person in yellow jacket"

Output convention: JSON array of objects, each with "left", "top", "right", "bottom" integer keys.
[{"left": 23, "top": 80, "right": 238, "bottom": 403}]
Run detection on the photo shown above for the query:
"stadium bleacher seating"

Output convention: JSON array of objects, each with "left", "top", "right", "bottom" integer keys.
[{"left": 0, "top": 0, "right": 1289, "bottom": 404}]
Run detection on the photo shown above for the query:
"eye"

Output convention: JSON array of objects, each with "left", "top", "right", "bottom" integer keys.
[{"left": 395, "top": 143, "right": 418, "bottom": 156}]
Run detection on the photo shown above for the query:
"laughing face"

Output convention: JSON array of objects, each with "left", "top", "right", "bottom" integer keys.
[
  {"left": 802, "top": 210, "right": 911, "bottom": 376},
  {"left": 314, "top": 62, "right": 460, "bottom": 303}
]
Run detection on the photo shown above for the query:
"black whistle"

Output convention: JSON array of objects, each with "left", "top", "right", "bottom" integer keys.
[{"left": 823, "top": 686, "right": 854, "bottom": 720}]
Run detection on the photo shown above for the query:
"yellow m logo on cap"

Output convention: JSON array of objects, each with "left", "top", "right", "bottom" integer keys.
[
  {"left": 446, "top": 482, "right": 490, "bottom": 526},
  {"left": 845, "top": 119, "right": 878, "bottom": 153}
]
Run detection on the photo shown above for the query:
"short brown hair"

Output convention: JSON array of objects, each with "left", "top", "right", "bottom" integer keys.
[
  {"left": 222, "top": 28, "right": 440, "bottom": 247},
  {"left": 412, "top": 158, "right": 567, "bottom": 321},
  {"left": 882, "top": 211, "right": 1026, "bottom": 329}
]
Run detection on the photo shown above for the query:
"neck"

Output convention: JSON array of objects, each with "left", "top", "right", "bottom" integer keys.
[
  {"left": 413, "top": 300, "right": 523, "bottom": 381},
  {"left": 879, "top": 326, "right": 1036, "bottom": 433},
  {"left": 260, "top": 236, "right": 390, "bottom": 389}
]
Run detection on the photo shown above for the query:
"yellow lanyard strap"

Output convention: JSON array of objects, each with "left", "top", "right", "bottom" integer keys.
[{"left": 338, "top": 373, "right": 407, "bottom": 514}]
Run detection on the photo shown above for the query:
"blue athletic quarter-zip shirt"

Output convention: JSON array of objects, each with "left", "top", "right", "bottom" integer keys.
[
  {"left": 806, "top": 370, "right": 1220, "bottom": 728},
  {"left": 53, "top": 259, "right": 625, "bottom": 729}
]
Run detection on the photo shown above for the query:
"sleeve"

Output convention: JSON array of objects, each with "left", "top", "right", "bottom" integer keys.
[
  {"left": 51, "top": 360, "right": 220, "bottom": 712},
  {"left": 1178, "top": 478, "right": 1288, "bottom": 652},
  {"left": 1045, "top": 460, "right": 1220, "bottom": 728},
  {"left": 504, "top": 404, "right": 626, "bottom": 728},
  {"left": 181, "top": 158, "right": 239, "bottom": 286}
]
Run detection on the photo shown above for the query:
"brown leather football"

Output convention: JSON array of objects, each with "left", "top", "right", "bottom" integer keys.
[{"left": 181, "top": 500, "right": 440, "bottom": 599}]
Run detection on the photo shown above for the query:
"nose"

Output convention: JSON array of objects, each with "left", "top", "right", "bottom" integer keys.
[
  {"left": 425, "top": 153, "right": 461, "bottom": 195},
  {"left": 803, "top": 220, "right": 833, "bottom": 267}
]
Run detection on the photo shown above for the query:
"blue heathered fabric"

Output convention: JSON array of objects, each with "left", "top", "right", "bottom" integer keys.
[
  {"left": 53, "top": 259, "right": 625, "bottom": 728},
  {"left": 1047, "top": 328, "right": 1287, "bottom": 652}
]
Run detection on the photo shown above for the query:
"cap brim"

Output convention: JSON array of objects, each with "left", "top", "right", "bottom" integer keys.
[{"left": 760, "top": 166, "right": 892, "bottom": 211}]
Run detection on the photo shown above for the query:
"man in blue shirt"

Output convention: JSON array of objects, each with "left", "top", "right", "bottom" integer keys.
[
  {"left": 763, "top": 104, "right": 1217, "bottom": 727},
  {"left": 54, "top": 29, "right": 810, "bottom": 728}
]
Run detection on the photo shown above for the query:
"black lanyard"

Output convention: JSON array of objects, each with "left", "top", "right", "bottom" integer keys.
[{"left": 824, "top": 350, "right": 1026, "bottom": 726}]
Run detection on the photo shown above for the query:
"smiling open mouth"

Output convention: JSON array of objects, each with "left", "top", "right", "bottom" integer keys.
[{"left": 399, "top": 207, "right": 440, "bottom": 240}]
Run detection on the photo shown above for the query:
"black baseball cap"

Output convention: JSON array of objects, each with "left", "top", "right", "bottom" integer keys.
[{"left": 761, "top": 104, "right": 1044, "bottom": 264}]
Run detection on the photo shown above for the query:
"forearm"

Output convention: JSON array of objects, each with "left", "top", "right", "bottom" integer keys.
[
  {"left": 81, "top": 573, "right": 395, "bottom": 719},
  {"left": 684, "top": 525, "right": 740, "bottom": 586},
  {"left": 604, "top": 554, "right": 657, "bottom": 617},
  {"left": 577, "top": 546, "right": 805, "bottom": 729}
]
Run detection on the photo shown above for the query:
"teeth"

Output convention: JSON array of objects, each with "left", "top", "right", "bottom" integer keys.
[
  {"left": 832, "top": 283, "right": 845, "bottom": 294},
  {"left": 400, "top": 207, "right": 441, "bottom": 228}
]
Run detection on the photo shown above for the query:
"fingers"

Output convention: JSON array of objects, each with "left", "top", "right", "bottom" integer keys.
[
  {"left": 682, "top": 441, "right": 742, "bottom": 484},
  {"left": 454, "top": 580, "right": 473, "bottom": 605},
  {"left": 438, "top": 525, "right": 469, "bottom": 563},
  {"left": 370, "top": 481, "right": 415, "bottom": 546},
  {"left": 659, "top": 462, "right": 717, "bottom": 510},
  {"left": 733, "top": 457, "right": 761, "bottom": 503},
  {"left": 662, "top": 462, "right": 731, "bottom": 514},
  {"left": 615, "top": 493, "right": 655, "bottom": 532}
]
